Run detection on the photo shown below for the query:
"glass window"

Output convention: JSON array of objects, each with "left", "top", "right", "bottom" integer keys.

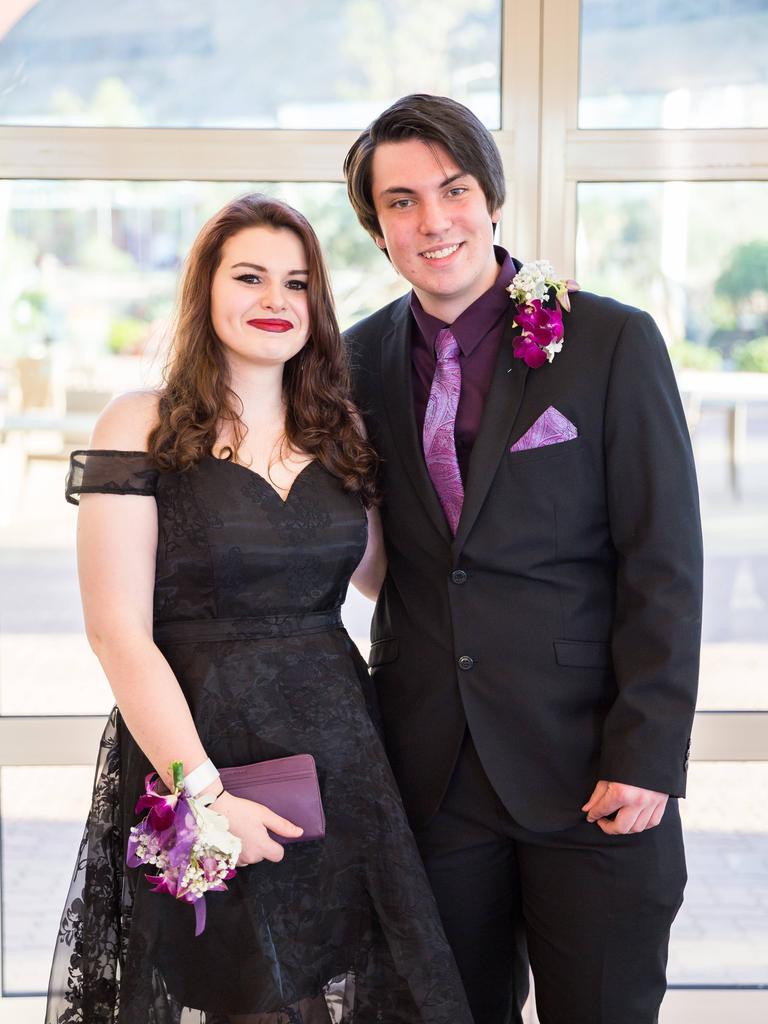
[
  {"left": 670, "top": 762, "right": 768, "bottom": 985},
  {"left": 576, "top": 181, "right": 768, "bottom": 710},
  {"left": 576, "top": 181, "right": 768, "bottom": 356},
  {"left": 0, "top": 178, "right": 395, "bottom": 716},
  {"left": 0, "top": 179, "right": 402, "bottom": 365},
  {"left": 0, "top": 545, "right": 112, "bottom": 716},
  {"left": 0, "top": 0, "right": 501, "bottom": 129},
  {"left": 579, "top": 0, "right": 768, "bottom": 129},
  {"left": 1, "top": 765, "right": 94, "bottom": 996}
]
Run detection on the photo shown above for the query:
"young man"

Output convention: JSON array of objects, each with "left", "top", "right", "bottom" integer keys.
[{"left": 343, "top": 94, "right": 703, "bottom": 1024}]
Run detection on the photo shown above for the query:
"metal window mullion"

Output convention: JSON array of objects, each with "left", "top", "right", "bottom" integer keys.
[
  {"left": 0, "top": 124, "right": 523, "bottom": 186},
  {"left": 500, "top": 0, "right": 541, "bottom": 259},
  {"left": 0, "top": 712, "right": 766, "bottom": 766},
  {"left": 0, "top": 717, "right": 106, "bottom": 765},
  {"left": 0, "top": 126, "right": 358, "bottom": 181},
  {"left": 539, "top": 0, "right": 580, "bottom": 272},
  {"left": 565, "top": 128, "right": 768, "bottom": 181}
]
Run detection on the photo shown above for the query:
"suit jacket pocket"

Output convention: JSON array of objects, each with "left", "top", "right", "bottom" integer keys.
[
  {"left": 554, "top": 639, "right": 612, "bottom": 669},
  {"left": 368, "top": 637, "right": 399, "bottom": 668}
]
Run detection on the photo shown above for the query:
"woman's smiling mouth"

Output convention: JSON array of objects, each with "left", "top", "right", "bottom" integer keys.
[{"left": 246, "top": 318, "right": 294, "bottom": 333}]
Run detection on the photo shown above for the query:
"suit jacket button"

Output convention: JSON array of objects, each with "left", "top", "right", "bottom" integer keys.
[
  {"left": 451, "top": 569, "right": 468, "bottom": 584},
  {"left": 458, "top": 655, "right": 474, "bottom": 671}
]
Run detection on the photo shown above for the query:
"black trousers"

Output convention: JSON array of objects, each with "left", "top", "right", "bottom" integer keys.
[{"left": 414, "top": 734, "right": 687, "bottom": 1024}]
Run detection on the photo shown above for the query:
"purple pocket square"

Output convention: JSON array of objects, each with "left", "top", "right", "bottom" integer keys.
[{"left": 510, "top": 406, "right": 578, "bottom": 452}]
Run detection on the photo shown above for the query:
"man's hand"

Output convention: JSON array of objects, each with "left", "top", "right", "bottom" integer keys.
[{"left": 582, "top": 780, "right": 669, "bottom": 835}]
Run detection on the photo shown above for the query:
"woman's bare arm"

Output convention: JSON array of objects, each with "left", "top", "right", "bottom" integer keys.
[
  {"left": 79, "top": 392, "right": 301, "bottom": 861},
  {"left": 350, "top": 504, "right": 386, "bottom": 601},
  {"left": 348, "top": 409, "right": 387, "bottom": 601},
  {"left": 78, "top": 392, "right": 212, "bottom": 790}
]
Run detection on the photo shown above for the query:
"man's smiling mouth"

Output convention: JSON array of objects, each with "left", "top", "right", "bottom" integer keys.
[{"left": 422, "top": 243, "right": 462, "bottom": 260}]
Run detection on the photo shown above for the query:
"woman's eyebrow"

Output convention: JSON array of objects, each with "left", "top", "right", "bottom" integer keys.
[{"left": 231, "top": 262, "right": 307, "bottom": 274}]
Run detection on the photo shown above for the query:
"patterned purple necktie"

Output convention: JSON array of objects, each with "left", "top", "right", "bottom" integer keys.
[{"left": 423, "top": 327, "right": 464, "bottom": 534}]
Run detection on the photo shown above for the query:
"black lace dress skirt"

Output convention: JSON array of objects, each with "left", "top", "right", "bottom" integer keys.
[{"left": 46, "top": 451, "right": 473, "bottom": 1024}]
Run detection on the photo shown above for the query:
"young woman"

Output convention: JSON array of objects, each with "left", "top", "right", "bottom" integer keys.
[{"left": 46, "top": 194, "right": 472, "bottom": 1024}]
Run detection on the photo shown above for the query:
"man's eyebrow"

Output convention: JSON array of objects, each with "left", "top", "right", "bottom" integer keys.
[
  {"left": 231, "top": 262, "right": 308, "bottom": 274},
  {"left": 440, "top": 172, "right": 467, "bottom": 188},
  {"left": 379, "top": 172, "right": 468, "bottom": 198}
]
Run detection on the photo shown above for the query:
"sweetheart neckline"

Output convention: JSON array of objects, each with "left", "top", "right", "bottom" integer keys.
[{"left": 205, "top": 454, "right": 318, "bottom": 504}]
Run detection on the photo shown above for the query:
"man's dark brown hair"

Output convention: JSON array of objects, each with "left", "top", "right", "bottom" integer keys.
[{"left": 344, "top": 93, "right": 506, "bottom": 244}]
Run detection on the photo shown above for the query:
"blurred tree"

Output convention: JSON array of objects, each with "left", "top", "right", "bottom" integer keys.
[
  {"left": 577, "top": 187, "right": 660, "bottom": 305},
  {"left": 733, "top": 336, "right": 768, "bottom": 372},
  {"left": 668, "top": 339, "right": 723, "bottom": 371},
  {"left": 78, "top": 234, "right": 137, "bottom": 272},
  {"left": 0, "top": 232, "right": 43, "bottom": 357},
  {"left": 90, "top": 77, "right": 144, "bottom": 126},
  {"left": 12, "top": 288, "right": 48, "bottom": 343},
  {"left": 52, "top": 77, "right": 144, "bottom": 126},
  {"left": 715, "top": 241, "right": 768, "bottom": 309},
  {"left": 108, "top": 316, "right": 149, "bottom": 356},
  {"left": 340, "top": 0, "right": 496, "bottom": 103}
]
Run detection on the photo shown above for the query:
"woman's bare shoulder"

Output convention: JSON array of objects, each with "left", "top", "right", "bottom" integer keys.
[{"left": 90, "top": 389, "right": 162, "bottom": 451}]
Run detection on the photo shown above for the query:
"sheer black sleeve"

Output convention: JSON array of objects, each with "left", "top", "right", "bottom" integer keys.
[{"left": 65, "top": 450, "right": 159, "bottom": 505}]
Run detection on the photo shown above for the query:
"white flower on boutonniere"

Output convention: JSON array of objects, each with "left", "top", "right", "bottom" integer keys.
[{"left": 506, "top": 260, "right": 579, "bottom": 368}]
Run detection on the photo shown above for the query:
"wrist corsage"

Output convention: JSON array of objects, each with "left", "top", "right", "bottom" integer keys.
[
  {"left": 127, "top": 761, "right": 241, "bottom": 936},
  {"left": 507, "top": 260, "right": 579, "bottom": 368}
]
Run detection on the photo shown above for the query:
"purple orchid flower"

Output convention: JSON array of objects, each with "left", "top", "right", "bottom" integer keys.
[
  {"left": 145, "top": 871, "right": 180, "bottom": 897},
  {"left": 512, "top": 300, "right": 565, "bottom": 368},
  {"left": 201, "top": 855, "right": 221, "bottom": 883},
  {"left": 514, "top": 300, "right": 564, "bottom": 345},
  {"left": 135, "top": 772, "right": 178, "bottom": 832},
  {"left": 513, "top": 335, "right": 550, "bottom": 368}
]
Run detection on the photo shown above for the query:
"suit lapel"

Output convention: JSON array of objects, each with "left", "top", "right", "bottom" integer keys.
[
  {"left": 380, "top": 297, "right": 453, "bottom": 543},
  {"left": 453, "top": 306, "right": 529, "bottom": 554}
]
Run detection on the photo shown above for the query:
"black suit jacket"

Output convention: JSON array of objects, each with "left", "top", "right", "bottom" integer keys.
[{"left": 345, "top": 286, "right": 703, "bottom": 832}]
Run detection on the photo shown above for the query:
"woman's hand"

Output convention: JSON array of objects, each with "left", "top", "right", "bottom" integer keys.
[{"left": 212, "top": 791, "right": 303, "bottom": 865}]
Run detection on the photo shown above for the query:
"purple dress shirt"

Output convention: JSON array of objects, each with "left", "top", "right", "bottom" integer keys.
[{"left": 411, "top": 246, "right": 516, "bottom": 483}]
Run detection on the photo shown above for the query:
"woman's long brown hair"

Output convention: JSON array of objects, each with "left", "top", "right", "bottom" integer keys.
[{"left": 148, "top": 193, "right": 378, "bottom": 505}]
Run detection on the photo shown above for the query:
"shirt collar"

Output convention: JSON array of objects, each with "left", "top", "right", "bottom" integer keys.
[{"left": 410, "top": 246, "right": 516, "bottom": 357}]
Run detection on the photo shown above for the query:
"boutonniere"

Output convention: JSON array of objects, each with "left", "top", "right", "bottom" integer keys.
[{"left": 507, "top": 260, "right": 579, "bottom": 368}]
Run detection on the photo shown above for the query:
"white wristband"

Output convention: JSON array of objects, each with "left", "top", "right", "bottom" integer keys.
[{"left": 183, "top": 758, "right": 219, "bottom": 797}]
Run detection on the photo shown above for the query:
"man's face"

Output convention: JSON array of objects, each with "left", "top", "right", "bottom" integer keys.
[{"left": 370, "top": 138, "right": 501, "bottom": 322}]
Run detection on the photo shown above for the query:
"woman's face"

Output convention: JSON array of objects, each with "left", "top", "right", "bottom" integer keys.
[{"left": 210, "top": 226, "right": 310, "bottom": 372}]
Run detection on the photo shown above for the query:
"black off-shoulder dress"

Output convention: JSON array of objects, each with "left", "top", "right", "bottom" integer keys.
[{"left": 45, "top": 450, "right": 472, "bottom": 1024}]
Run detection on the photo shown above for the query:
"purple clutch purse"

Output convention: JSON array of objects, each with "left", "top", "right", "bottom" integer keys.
[{"left": 219, "top": 754, "right": 325, "bottom": 844}]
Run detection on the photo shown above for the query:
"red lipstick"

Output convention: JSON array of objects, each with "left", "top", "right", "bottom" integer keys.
[{"left": 247, "top": 318, "right": 293, "bottom": 333}]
